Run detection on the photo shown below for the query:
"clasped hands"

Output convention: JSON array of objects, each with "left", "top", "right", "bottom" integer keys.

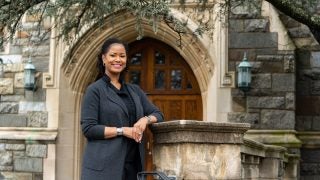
[{"left": 123, "top": 116, "right": 148, "bottom": 143}]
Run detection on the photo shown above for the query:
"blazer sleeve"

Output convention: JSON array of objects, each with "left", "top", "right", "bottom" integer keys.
[
  {"left": 81, "top": 85, "right": 105, "bottom": 140},
  {"left": 133, "top": 85, "right": 164, "bottom": 123}
]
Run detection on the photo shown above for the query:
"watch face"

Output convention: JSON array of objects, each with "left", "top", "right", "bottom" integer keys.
[{"left": 117, "top": 128, "right": 123, "bottom": 135}]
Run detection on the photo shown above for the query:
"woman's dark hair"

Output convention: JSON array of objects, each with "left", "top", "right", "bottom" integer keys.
[{"left": 97, "top": 38, "right": 129, "bottom": 78}]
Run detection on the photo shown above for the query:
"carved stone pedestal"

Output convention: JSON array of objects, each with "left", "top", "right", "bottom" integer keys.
[{"left": 151, "top": 120, "right": 250, "bottom": 180}]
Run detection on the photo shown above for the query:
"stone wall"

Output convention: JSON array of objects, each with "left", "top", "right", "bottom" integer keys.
[
  {"left": 280, "top": 4, "right": 320, "bottom": 180},
  {"left": 227, "top": 1, "right": 320, "bottom": 179},
  {"left": 0, "top": 13, "right": 51, "bottom": 180},
  {"left": 295, "top": 43, "right": 320, "bottom": 179},
  {"left": 0, "top": 141, "right": 47, "bottom": 179},
  {"left": 227, "top": 2, "right": 296, "bottom": 131}
]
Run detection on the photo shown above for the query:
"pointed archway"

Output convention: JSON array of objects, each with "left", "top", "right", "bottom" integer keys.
[{"left": 55, "top": 10, "right": 214, "bottom": 179}]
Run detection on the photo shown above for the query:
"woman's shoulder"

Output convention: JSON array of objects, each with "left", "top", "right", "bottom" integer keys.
[{"left": 85, "top": 78, "right": 105, "bottom": 92}]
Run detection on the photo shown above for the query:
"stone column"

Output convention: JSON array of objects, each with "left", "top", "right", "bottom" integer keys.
[{"left": 151, "top": 120, "right": 250, "bottom": 180}]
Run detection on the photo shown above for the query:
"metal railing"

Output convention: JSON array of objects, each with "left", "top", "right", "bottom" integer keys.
[{"left": 137, "top": 171, "right": 176, "bottom": 180}]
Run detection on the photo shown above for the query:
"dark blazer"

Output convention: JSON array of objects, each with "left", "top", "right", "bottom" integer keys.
[{"left": 81, "top": 78, "right": 164, "bottom": 180}]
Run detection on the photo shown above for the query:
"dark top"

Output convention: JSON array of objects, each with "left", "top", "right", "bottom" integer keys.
[{"left": 102, "top": 75, "right": 139, "bottom": 163}]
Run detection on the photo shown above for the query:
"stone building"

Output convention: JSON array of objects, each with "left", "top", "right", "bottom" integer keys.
[{"left": 0, "top": 0, "right": 319, "bottom": 179}]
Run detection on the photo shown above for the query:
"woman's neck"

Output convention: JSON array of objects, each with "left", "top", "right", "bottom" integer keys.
[{"left": 105, "top": 72, "right": 120, "bottom": 83}]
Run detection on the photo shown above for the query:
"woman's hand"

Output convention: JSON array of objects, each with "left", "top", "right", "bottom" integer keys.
[
  {"left": 134, "top": 116, "right": 149, "bottom": 134},
  {"left": 123, "top": 126, "right": 143, "bottom": 143}
]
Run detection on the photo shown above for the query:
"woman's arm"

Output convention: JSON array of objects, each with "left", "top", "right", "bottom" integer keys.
[{"left": 81, "top": 85, "right": 106, "bottom": 140}]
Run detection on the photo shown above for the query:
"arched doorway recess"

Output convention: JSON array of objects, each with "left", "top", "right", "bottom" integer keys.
[
  {"left": 56, "top": 10, "right": 214, "bottom": 179},
  {"left": 127, "top": 38, "right": 203, "bottom": 170}
]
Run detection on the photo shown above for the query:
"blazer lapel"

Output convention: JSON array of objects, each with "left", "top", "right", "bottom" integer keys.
[{"left": 106, "top": 86, "right": 129, "bottom": 118}]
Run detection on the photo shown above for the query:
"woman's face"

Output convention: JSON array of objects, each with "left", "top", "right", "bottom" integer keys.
[{"left": 102, "top": 43, "right": 127, "bottom": 76}]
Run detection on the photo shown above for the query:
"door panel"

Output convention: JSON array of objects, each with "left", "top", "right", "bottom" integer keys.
[{"left": 127, "top": 38, "right": 203, "bottom": 173}]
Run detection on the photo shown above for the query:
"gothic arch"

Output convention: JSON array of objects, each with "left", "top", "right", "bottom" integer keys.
[{"left": 61, "top": 10, "right": 214, "bottom": 94}]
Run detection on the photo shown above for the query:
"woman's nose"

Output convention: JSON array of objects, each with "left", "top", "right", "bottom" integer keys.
[{"left": 114, "top": 56, "right": 121, "bottom": 62}]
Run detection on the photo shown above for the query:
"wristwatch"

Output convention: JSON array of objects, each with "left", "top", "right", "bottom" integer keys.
[
  {"left": 145, "top": 116, "right": 152, "bottom": 124},
  {"left": 116, "top": 127, "right": 123, "bottom": 136}
]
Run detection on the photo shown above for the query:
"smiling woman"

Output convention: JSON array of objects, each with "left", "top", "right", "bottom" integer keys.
[{"left": 80, "top": 37, "right": 164, "bottom": 180}]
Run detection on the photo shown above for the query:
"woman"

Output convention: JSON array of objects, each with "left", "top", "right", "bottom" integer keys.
[{"left": 81, "top": 38, "right": 164, "bottom": 180}]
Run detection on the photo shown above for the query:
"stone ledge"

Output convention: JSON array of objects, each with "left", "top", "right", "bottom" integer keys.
[
  {"left": 242, "top": 138, "right": 287, "bottom": 158},
  {"left": 298, "top": 131, "right": 320, "bottom": 148},
  {"left": 151, "top": 120, "right": 250, "bottom": 133},
  {"left": 0, "top": 127, "right": 57, "bottom": 141},
  {"left": 245, "top": 130, "right": 302, "bottom": 148},
  {"left": 151, "top": 120, "right": 250, "bottom": 144}
]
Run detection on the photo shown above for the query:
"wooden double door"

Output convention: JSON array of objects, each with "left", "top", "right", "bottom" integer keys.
[{"left": 126, "top": 38, "right": 203, "bottom": 171}]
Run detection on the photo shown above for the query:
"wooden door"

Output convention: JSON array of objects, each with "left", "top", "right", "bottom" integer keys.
[{"left": 126, "top": 38, "right": 203, "bottom": 172}]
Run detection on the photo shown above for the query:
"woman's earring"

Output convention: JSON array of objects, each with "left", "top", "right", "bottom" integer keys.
[{"left": 103, "top": 62, "right": 106, "bottom": 66}]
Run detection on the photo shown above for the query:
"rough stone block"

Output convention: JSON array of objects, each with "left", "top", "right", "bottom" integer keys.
[
  {"left": 0, "top": 78, "right": 14, "bottom": 95},
  {"left": 19, "top": 102, "right": 46, "bottom": 114},
  {"left": 0, "top": 114, "right": 27, "bottom": 127},
  {"left": 228, "top": 112, "right": 258, "bottom": 128},
  {"left": 25, "top": 88, "right": 46, "bottom": 102},
  {"left": 0, "top": 55, "right": 23, "bottom": 64},
  {"left": 4, "top": 63, "right": 24, "bottom": 73},
  {"left": 312, "top": 116, "right": 320, "bottom": 131},
  {"left": 33, "top": 173, "right": 43, "bottom": 180},
  {"left": 0, "top": 151, "right": 12, "bottom": 166},
  {"left": 310, "top": 51, "right": 320, "bottom": 68},
  {"left": 256, "top": 54, "right": 283, "bottom": 61},
  {"left": 0, "top": 102, "right": 19, "bottom": 113},
  {"left": 26, "top": 144, "right": 47, "bottom": 158},
  {"left": 229, "top": 4, "right": 260, "bottom": 18},
  {"left": 244, "top": 19, "right": 269, "bottom": 32},
  {"left": 0, "top": 144, "right": 5, "bottom": 151},
  {"left": 232, "top": 97, "right": 246, "bottom": 112},
  {"left": 286, "top": 93, "right": 295, "bottom": 110},
  {"left": 229, "top": 32, "right": 278, "bottom": 49},
  {"left": 261, "top": 110, "right": 295, "bottom": 129},
  {"left": 261, "top": 61, "right": 283, "bottom": 73},
  {"left": 1, "top": 95, "right": 25, "bottom": 102},
  {"left": 14, "top": 158, "right": 43, "bottom": 172},
  {"left": 311, "top": 80, "right": 320, "bottom": 95},
  {"left": 31, "top": 57, "right": 49, "bottom": 72},
  {"left": 6, "top": 144, "right": 25, "bottom": 151},
  {"left": 27, "top": 111, "right": 48, "bottom": 127},
  {"left": 284, "top": 55, "right": 295, "bottom": 73},
  {"left": 229, "top": 19, "right": 244, "bottom": 32},
  {"left": 272, "top": 74, "right": 295, "bottom": 92},
  {"left": 0, "top": 165, "right": 13, "bottom": 171},
  {"left": 0, "top": 172, "right": 33, "bottom": 180},
  {"left": 22, "top": 45, "right": 49, "bottom": 57},
  {"left": 14, "top": 72, "right": 24, "bottom": 88},
  {"left": 251, "top": 74, "right": 271, "bottom": 89},
  {"left": 288, "top": 25, "right": 311, "bottom": 38},
  {"left": 13, "top": 151, "right": 26, "bottom": 158},
  {"left": 248, "top": 96, "right": 284, "bottom": 109}
]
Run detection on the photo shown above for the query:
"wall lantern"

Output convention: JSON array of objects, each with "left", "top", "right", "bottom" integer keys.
[
  {"left": 237, "top": 52, "right": 252, "bottom": 92},
  {"left": 24, "top": 57, "right": 36, "bottom": 91},
  {"left": 0, "top": 58, "right": 4, "bottom": 78}
]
